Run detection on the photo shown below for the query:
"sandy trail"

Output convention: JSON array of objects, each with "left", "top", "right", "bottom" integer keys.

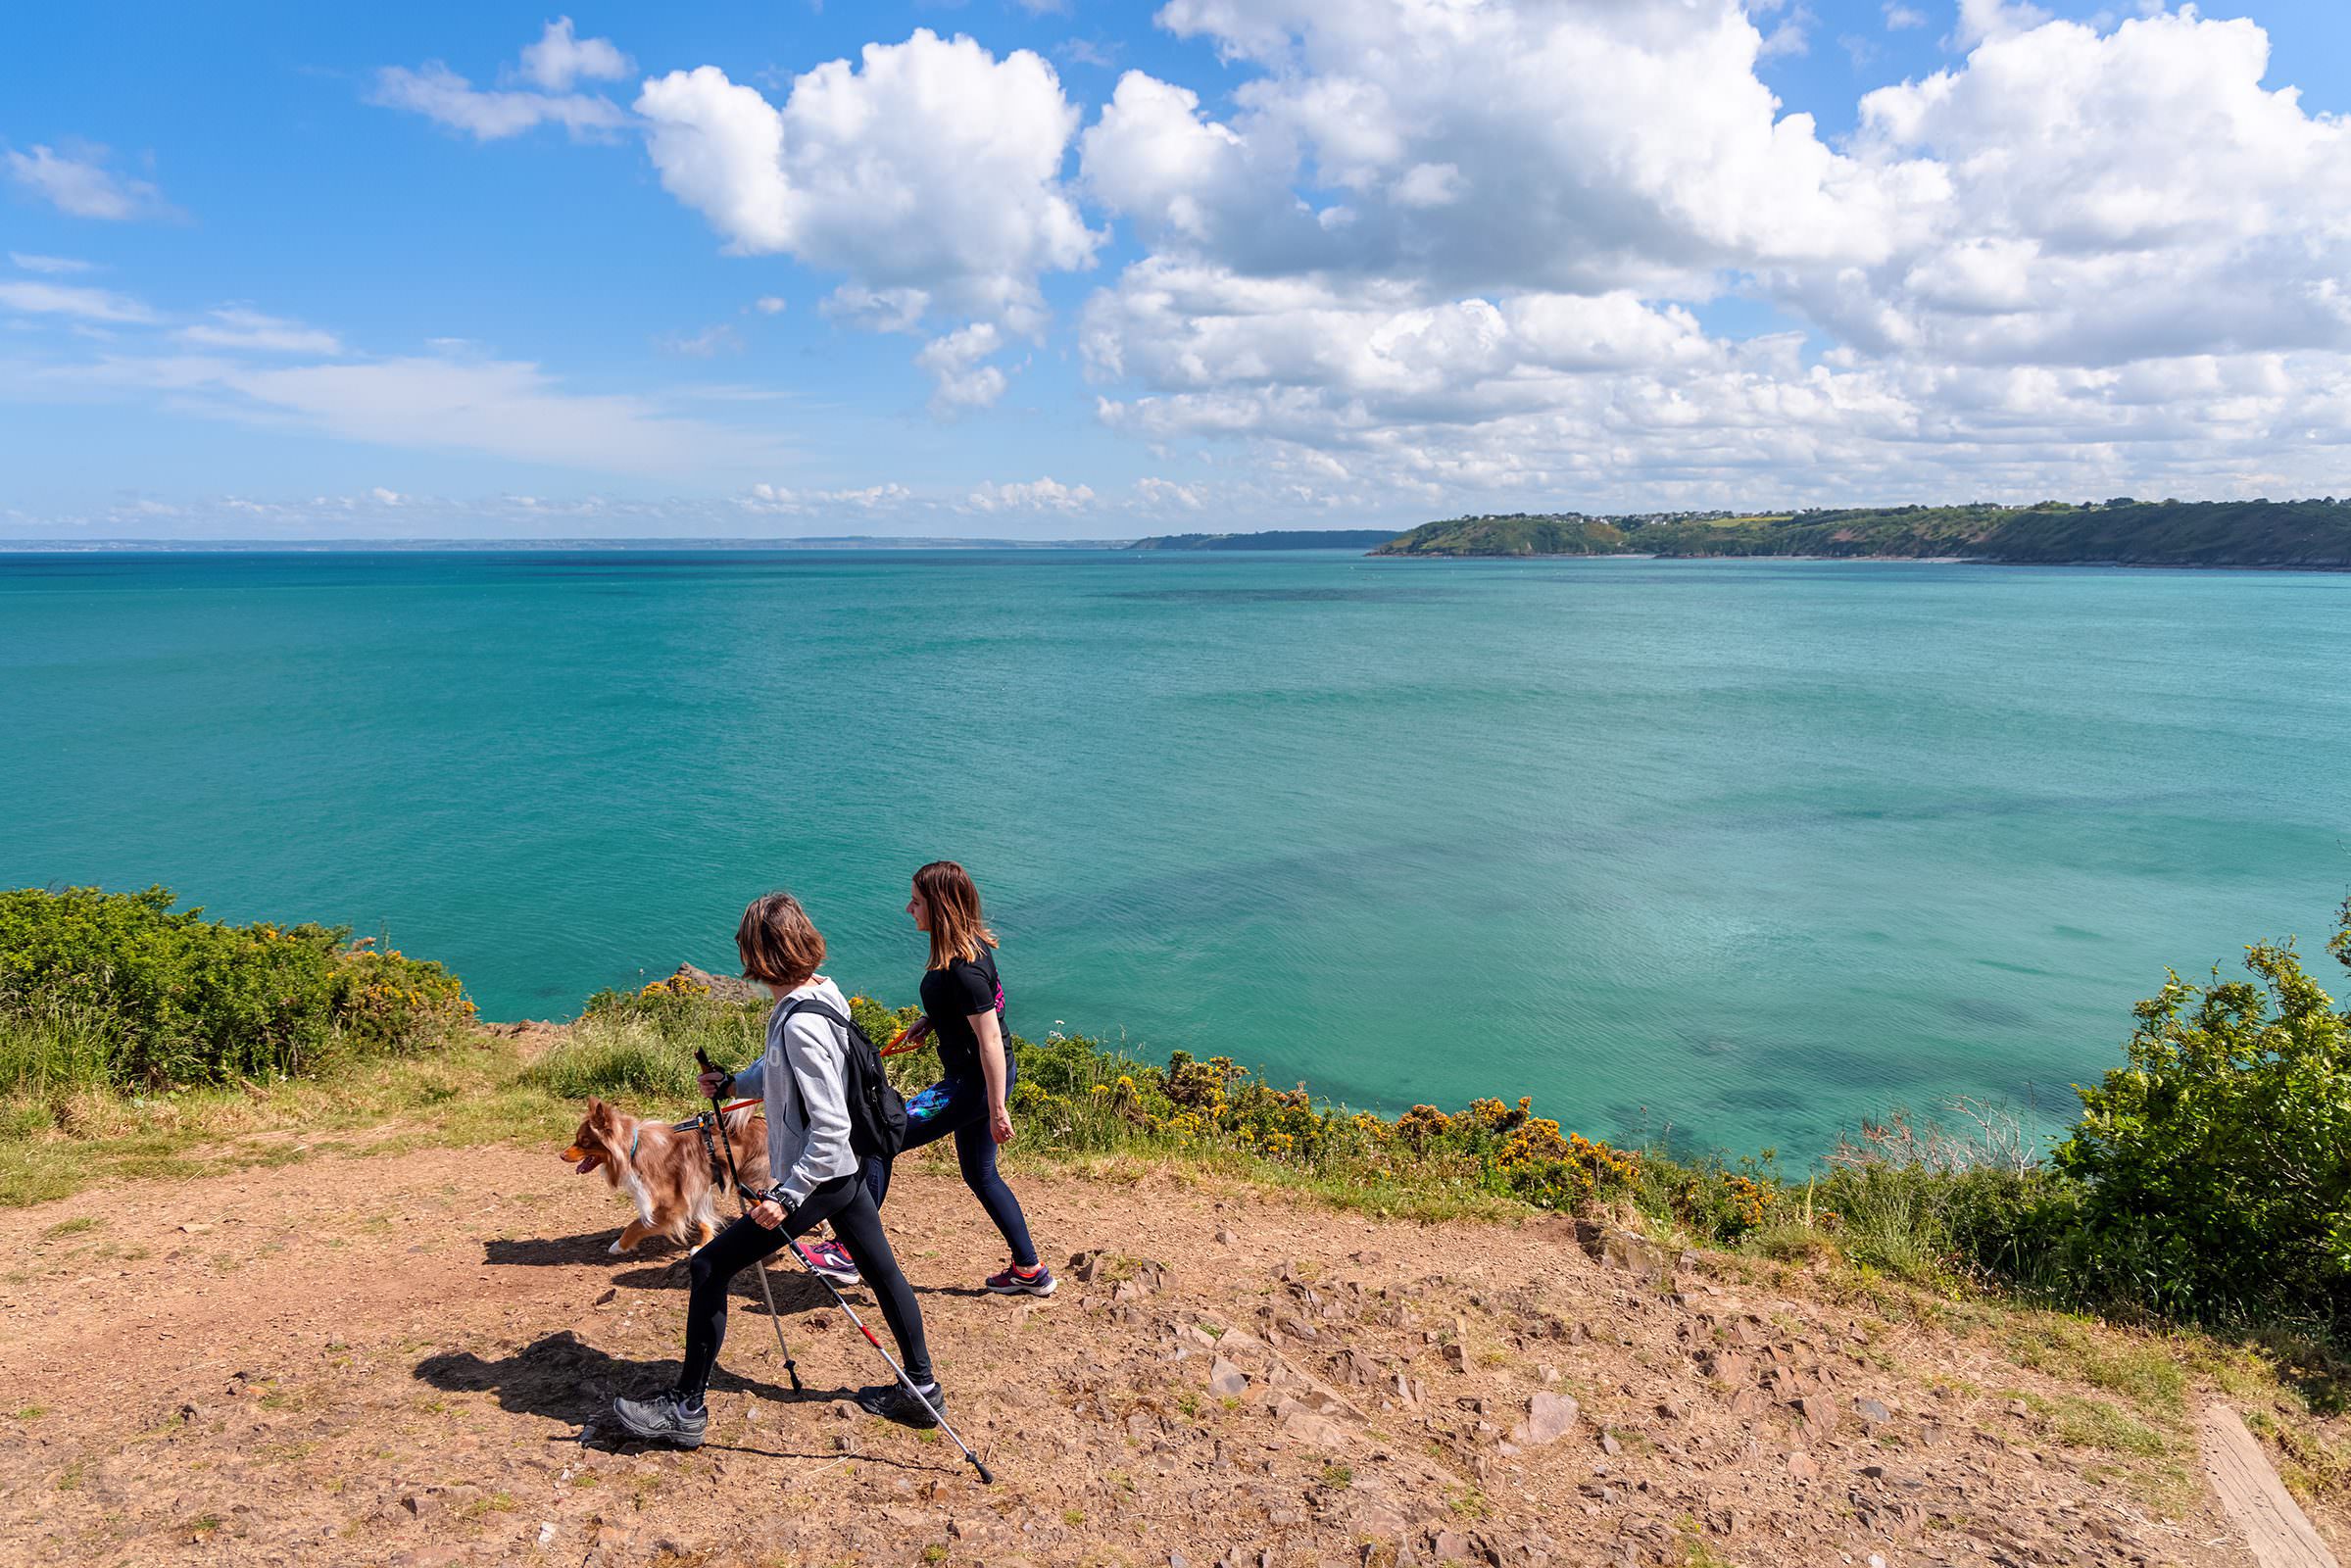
[{"left": 0, "top": 1140, "right": 2326, "bottom": 1567}]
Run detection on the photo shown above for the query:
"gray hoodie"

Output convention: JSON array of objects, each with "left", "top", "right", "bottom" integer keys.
[{"left": 727, "top": 975, "right": 861, "bottom": 1209}]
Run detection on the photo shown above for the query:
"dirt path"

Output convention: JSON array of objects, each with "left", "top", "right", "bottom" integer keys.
[{"left": 0, "top": 1142, "right": 2327, "bottom": 1567}]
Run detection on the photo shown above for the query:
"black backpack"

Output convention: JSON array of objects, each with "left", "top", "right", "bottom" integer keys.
[{"left": 779, "top": 997, "right": 908, "bottom": 1161}]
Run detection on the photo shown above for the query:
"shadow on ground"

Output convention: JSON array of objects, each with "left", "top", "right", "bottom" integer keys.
[{"left": 414, "top": 1331, "right": 834, "bottom": 1429}]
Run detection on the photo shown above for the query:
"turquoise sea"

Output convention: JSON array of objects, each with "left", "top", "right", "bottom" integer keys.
[{"left": 3, "top": 549, "right": 2345, "bottom": 1157}]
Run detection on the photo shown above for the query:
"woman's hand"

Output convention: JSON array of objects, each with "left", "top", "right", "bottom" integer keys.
[
  {"left": 748, "top": 1199, "right": 786, "bottom": 1230},
  {"left": 902, "top": 1015, "right": 933, "bottom": 1047},
  {"left": 697, "top": 1069, "right": 730, "bottom": 1100},
  {"left": 990, "top": 1102, "right": 1014, "bottom": 1145}
]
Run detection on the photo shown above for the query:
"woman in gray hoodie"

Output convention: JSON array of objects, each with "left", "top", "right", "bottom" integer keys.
[{"left": 612, "top": 892, "right": 941, "bottom": 1446}]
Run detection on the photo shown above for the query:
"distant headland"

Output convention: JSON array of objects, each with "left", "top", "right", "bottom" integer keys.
[
  {"left": 1368, "top": 499, "right": 2351, "bottom": 567},
  {"left": 1124, "top": 528, "right": 1402, "bottom": 552}
]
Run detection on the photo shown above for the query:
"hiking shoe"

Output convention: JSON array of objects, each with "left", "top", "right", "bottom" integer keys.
[
  {"left": 854, "top": 1380, "right": 945, "bottom": 1428},
  {"left": 612, "top": 1391, "right": 708, "bottom": 1448},
  {"left": 986, "top": 1262, "right": 1056, "bottom": 1297},
  {"left": 796, "top": 1238, "right": 860, "bottom": 1286}
]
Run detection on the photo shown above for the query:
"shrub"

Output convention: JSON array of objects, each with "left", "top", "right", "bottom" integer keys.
[
  {"left": 2050, "top": 902, "right": 2351, "bottom": 1323},
  {"left": 522, "top": 1016, "right": 702, "bottom": 1102},
  {"left": 0, "top": 886, "right": 471, "bottom": 1089}
]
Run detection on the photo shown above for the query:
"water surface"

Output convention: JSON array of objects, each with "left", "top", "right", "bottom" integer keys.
[{"left": 4, "top": 549, "right": 2343, "bottom": 1156}]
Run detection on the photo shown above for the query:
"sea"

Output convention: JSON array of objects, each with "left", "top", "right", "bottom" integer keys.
[{"left": 4, "top": 548, "right": 2345, "bottom": 1159}]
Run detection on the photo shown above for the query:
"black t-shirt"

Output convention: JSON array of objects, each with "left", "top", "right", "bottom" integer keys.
[{"left": 919, "top": 946, "right": 1004, "bottom": 1081}]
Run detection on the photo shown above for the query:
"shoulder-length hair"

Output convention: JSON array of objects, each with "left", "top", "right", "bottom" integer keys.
[
  {"left": 737, "top": 891, "right": 825, "bottom": 990},
  {"left": 914, "top": 860, "right": 996, "bottom": 970}
]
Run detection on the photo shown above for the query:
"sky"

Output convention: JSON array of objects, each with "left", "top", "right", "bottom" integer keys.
[{"left": 4, "top": 0, "right": 2349, "bottom": 540}]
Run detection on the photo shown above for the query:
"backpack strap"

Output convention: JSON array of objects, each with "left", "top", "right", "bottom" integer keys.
[{"left": 774, "top": 995, "right": 854, "bottom": 1131}]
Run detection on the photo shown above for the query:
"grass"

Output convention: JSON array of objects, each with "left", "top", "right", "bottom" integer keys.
[{"left": 5, "top": 984, "right": 2345, "bottom": 1519}]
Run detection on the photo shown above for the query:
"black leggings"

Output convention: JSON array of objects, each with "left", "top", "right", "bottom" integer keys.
[
  {"left": 676, "top": 1174, "right": 932, "bottom": 1399},
  {"left": 861, "top": 1072, "right": 1039, "bottom": 1269}
]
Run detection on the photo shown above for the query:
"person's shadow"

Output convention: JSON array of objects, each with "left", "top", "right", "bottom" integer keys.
[
  {"left": 416, "top": 1331, "right": 831, "bottom": 1433},
  {"left": 477, "top": 1232, "right": 836, "bottom": 1310}
]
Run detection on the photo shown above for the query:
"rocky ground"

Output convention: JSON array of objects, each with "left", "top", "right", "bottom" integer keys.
[{"left": 0, "top": 1137, "right": 2339, "bottom": 1568}]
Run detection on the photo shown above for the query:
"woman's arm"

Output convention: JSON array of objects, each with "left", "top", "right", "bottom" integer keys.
[
  {"left": 971, "top": 1007, "right": 1013, "bottom": 1145},
  {"left": 771, "top": 1011, "right": 854, "bottom": 1207}
]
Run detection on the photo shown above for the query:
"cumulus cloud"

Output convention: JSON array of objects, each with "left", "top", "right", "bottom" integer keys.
[
  {"left": 5, "top": 143, "right": 172, "bottom": 220},
  {"left": 636, "top": 30, "right": 1098, "bottom": 330},
  {"left": 1060, "top": 0, "right": 2351, "bottom": 512},
  {"left": 915, "top": 322, "right": 1009, "bottom": 412},
  {"left": 965, "top": 476, "right": 1096, "bottom": 512},
  {"left": 743, "top": 480, "right": 916, "bottom": 514}
]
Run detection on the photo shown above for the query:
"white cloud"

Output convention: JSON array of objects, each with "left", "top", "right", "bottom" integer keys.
[
  {"left": 371, "top": 22, "right": 632, "bottom": 143},
  {"left": 636, "top": 30, "right": 1098, "bottom": 331},
  {"left": 5, "top": 144, "right": 171, "bottom": 221},
  {"left": 370, "top": 486, "right": 404, "bottom": 505},
  {"left": 1884, "top": 2, "right": 1929, "bottom": 27},
  {"left": 1136, "top": 476, "right": 1204, "bottom": 510},
  {"left": 821, "top": 285, "right": 930, "bottom": 334},
  {"left": 656, "top": 323, "right": 743, "bottom": 357},
  {"left": 516, "top": 18, "right": 632, "bottom": 92},
  {"left": 1081, "top": 6, "right": 1944, "bottom": 297},
  {"left": 371, "top": 63, "right": 627, "bottom": 140},
  {"left": 743, "top": 480, "right": 916, "bottom": 514},
  {"left": 1061, "top": 0, "right": 2351, "bottom": 513},
  {"left": 21, "top": 348, "right": 780, "bottom": 478},
  {"left": 176, "top": 307, "right": 344, "bottom": 355},
  {"left": 964, "top": 476, "right": 1096, "bottom": 512},
  {"left": 10, "top": 252, "right": 94, "bottom": 274},
  {"left": 753, "top": 295, "right": 787, "bottom": 315},
  {"left": 0, "top": 279, "right": 156, "bottom": 323},
  {"left": 914, "top": 322, "right": 1009, "bottom": 412}
]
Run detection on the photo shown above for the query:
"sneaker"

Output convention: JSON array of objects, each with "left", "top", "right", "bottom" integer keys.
[
  {"left": 985, "top": 1262, "right": 1056, "bottom": 1297},
  {"left": 612, "top": 1391, "right": 708, "bottom": 1449},
  {"left": 854, "top": 1379, "right": 945, "bottom": 1428},
  {"left": 795, "top": 1237, "right": 860, "bottom": 1286}
]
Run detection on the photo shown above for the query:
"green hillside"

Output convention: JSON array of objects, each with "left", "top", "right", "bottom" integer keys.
[
  {"left": 1371, "top": 500, "right": 2351, "bottom": 566},
  {"left": 1372, "top": 514, "right": 1628, "bottom": 556}
]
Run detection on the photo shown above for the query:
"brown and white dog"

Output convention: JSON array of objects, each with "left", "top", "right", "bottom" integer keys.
[{"left": 563, "top": 1098, "right": 770, "bottom": 1255}]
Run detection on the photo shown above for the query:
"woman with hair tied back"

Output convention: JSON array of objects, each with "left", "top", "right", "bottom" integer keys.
[{"left": 870, "top": 860, "right": 1054, "bottom": 1297}]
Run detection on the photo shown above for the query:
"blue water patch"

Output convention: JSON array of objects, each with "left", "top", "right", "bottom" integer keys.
[{"left": 4, "top": 549, "right": 2345, "bottom": 1156}]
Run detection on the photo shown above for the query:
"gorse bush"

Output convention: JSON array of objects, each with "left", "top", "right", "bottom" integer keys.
[
  {"left": 2050, "top": 902, "right": 2351, "bottom": 1322},
  {"left": 0, "top": 886, "right": 472, "bottom": 1090}
]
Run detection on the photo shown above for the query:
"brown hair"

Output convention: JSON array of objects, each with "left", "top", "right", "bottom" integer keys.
[
  {"left": 736, "top": 891, "right": 826, "bottom": 990},
  {"left": 914, "top": 860, "right": 996, "bottom": 970}
]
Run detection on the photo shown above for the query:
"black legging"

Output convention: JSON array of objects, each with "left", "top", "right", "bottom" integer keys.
[
  {"left": 861, "top": 1070, "right": 1039, "bottom": 1269},
  {"left": 676, "top": 1174, "right": 932, "bottom": 1399}
]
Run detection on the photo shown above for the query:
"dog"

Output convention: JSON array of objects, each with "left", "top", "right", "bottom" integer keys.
[{"left": 563, "top": 1097, "right": 769, "bottom": 1255}]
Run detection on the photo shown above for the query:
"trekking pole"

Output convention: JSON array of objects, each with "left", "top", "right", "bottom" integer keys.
[
  {"left": 695, "top": 1049, "right": 803, "bottom": 1394},
  {"left": 776, "top": 1230, "right": 997, "bottom": 1486}
]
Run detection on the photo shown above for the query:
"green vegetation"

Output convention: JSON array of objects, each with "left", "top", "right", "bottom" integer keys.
[
  {"left": 1374, "top": 514, "right": 1629, "bottom": 557},
  {"left": 1124, "top": 528, "right": 1403, "bottom": 551},
  {"left": 1373, "top": 498, "right": 2351, "bottom": 566},
  {"left": 0, "top": 886, "right": 472, "bottom": 1092},
  {"left": 5, "top": 883, "right": 2346, "bottom": 1354}
]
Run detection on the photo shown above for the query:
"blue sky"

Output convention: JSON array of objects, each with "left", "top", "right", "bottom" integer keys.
[{"left": 5, "top": 0, "right": 2349, "bottom": 538}]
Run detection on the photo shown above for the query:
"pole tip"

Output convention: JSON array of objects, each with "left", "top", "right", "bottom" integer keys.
[{"left": 972, "top": 1458, "right": 996, "bottom": 1485}]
